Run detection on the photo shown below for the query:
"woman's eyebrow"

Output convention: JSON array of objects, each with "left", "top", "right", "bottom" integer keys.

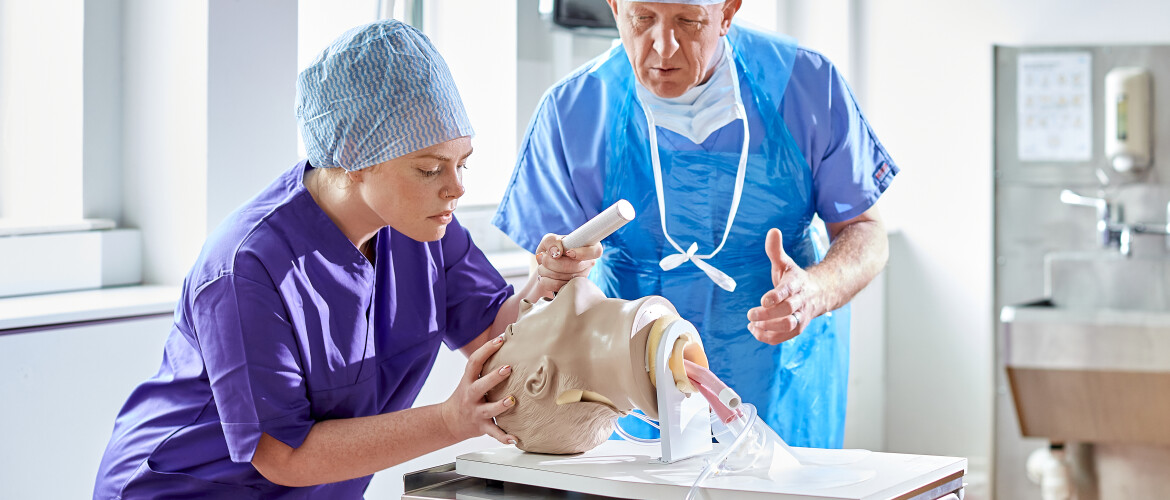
[{"left": 414, "top": 148, "right": 473, "bottom": 162}]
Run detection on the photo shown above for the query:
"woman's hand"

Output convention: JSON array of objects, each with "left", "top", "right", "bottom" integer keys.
[
  {"left": 532, "top": 233, "right": 603, "bottom": 297},
  {"left": 439, "top": 333, "right": 518, "bottom": 445}
]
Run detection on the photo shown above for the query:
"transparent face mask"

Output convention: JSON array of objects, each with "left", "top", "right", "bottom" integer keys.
[{"left": 610, "top": 360, "right": 878, "bottom": 499}]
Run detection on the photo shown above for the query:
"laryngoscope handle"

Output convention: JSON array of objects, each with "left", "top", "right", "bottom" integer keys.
[{"left": 560, "top": 199, "right": 636, "bottom": 251}]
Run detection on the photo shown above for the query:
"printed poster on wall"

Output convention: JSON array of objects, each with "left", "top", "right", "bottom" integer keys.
[{"left": 1017, "top": 52, "right": 1092, "bottom": 162}]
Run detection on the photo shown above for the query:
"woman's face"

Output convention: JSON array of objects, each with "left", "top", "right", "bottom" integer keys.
[{"left": 357, "top": 137, "right": 471, "bottom": 242}]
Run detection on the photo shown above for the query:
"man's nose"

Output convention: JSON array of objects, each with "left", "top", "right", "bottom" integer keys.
[{"left": 650, "top": 23, "right": 679, "bottom": 60}]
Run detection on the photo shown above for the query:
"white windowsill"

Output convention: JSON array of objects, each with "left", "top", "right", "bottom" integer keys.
[
  {"left": 0, "top": 218, "right": 116, "bottom": 237},
  {"left": 0, "top": 285, "right": 180, "bottom": 332},
  {"left": 487, "top": 250, "right": 531, "bottom": 279},
  {"left": 0, "top": 250, "right": 528, "bottom": 333}
]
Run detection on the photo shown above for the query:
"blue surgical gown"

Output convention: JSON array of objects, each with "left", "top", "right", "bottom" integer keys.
[
  {"left": 95, "top": 160, "right": 512, "bottom": 499},
  {"left": 493, "top": 25, "right": 897, "bottom": 448}
]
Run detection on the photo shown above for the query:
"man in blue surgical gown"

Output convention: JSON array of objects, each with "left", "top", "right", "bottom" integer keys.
[{"left": 493, "top": 0, "right": 898, "bottom": 448}]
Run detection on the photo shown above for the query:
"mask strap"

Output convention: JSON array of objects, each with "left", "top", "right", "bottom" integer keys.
[{"left": 640, "top": 38, "right": 747, "bottom": 293}]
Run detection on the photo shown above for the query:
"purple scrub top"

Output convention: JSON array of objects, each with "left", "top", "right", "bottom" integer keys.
[{"left": 95, "top": 160, "right": 512, "bottom": 499}]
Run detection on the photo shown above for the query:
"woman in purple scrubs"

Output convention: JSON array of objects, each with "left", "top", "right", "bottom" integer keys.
[{"left": 94, "top": 20, "right": 597, "bottom": 499}]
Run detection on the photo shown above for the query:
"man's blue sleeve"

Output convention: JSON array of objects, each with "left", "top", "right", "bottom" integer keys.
[
  {"left": 493, "top": 80, "right": 605, "bottom": 253},
  {"left": 784, "top": 49, "right": 898, "bottom": 224}
]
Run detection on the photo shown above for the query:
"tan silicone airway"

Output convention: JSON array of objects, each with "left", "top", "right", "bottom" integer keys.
[{"left": 685, "top": 359, "right": 740, "bottom": 424}]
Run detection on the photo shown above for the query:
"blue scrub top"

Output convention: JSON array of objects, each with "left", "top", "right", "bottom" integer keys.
[
  {"left": 493, "top": 25, "right": 897, "bottom": 448},
  {"left": 95, "top": 160, "right": 512, "bottom": 499},
  {"left": 495, "top": 35, "right": 896, "bottom": 251}
]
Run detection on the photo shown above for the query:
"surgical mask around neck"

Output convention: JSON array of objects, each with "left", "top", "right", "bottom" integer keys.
[
  {"left": 635, "top": 38, "right": 742, "bottom": 145},
  {"left": 635, "top": 37, "right": 749, "bottom": 292}
]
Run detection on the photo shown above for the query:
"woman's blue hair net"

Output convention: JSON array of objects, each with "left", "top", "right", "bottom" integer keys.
[{"left": 296, "top": 20, "right": 474, "bottom": 172}]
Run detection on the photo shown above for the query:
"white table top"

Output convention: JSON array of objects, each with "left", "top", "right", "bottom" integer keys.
[{"left": 456, "top": 440, "right": 966, "bottom": 500}]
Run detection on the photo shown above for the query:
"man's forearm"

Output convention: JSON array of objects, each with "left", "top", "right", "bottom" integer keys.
[{"left": 807, "top": 216, "right": 889, "bottom": 314}]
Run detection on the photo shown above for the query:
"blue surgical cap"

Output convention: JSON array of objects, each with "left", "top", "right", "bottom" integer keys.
[{"left": 296, "top": 20, "right": 474, "bottom": 172}]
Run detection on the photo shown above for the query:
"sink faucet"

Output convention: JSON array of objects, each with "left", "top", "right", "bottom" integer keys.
[{"left": 1060, "top": 189, "right": 1170, "bottom": 257}]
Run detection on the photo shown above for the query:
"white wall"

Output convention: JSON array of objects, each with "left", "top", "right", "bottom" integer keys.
[
  {"left": 206, "top": 0, "right": 299, "bottom": 232},
  {"left": 122, "top": 0, "right": 298, "bottom": 286},
  {"left": 121, "top": 0, "right": 209, "bottom": 285},
  {"left": 858, "top": 1, "right": 1170, "bottom": 499},
  {"left": 83, "top": 0, "right": 126, "bottom": 222}
]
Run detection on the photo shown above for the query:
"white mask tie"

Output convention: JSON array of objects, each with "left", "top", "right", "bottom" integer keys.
[{"left": 637, "top": 38, "right": 748, "bottom": 293}]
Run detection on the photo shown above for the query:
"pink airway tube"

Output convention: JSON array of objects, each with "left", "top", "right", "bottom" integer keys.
[{"left": 685, "top": 360, "right": 743, "bottom": 424}]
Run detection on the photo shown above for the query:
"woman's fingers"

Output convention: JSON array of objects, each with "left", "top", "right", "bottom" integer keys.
[
  {"left": 564, "top": 241, "right": 603, "bottom": 260},
  {"left": 482, "top": 416, "right": 516, "bottom": 445},
  {"left": 469, "top": 363, "right": 512, "bottom": 397},
  {"left": 537, "top": 265, "right": 588, "bottom": 281},
  {"left": 463, "top": 334, "right": 505, "bottom": 381}
]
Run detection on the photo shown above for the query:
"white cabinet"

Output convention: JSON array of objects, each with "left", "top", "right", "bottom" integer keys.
[{"left": 0, "top": 315, "right": 172, "bottom": 499}]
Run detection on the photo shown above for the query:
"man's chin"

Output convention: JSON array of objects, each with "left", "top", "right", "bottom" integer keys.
[
  {"left": 636, "top": 73, "right": 687, "bottom": 98},
  {"left": 644, "top": 80, "right": 689, "bottom": 99}
]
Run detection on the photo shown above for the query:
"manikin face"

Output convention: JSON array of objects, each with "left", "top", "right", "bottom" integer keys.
[
  {"left": 607, "top": 0, "right": 740, "bottom": 98},
  {"left": 355, "top": 137, "right": 470, "bottom": 242},
  {"left": 483, "top": 278, "right": 680, "bottom": 454}
]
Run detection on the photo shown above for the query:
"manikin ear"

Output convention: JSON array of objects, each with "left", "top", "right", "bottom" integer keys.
[{"left": 525, "top": 355, "right": 555, "bottom": 399}]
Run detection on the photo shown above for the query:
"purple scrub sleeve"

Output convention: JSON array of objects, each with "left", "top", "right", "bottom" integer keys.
[
  {"left": 441, "top": 221, "right": 515, "bottom": 350},
  {"left": 194, "top": 274, "right": 314, "bottom": 463}
]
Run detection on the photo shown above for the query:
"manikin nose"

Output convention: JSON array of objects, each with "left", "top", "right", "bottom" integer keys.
[{"left": 651, "top": 24, "right": 679, "bottom": 60}]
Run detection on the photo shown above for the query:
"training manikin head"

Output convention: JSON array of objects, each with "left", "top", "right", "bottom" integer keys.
[{"left": 483, "top": 277, "right": 686, "bottom": 454}]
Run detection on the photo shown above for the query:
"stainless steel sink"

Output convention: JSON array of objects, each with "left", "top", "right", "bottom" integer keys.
[
  {"left": 1045, "top": 251, "right": 1170, "bottom": 311},
  {"left": 1001, "top": 302, "right": 1170, "bottom": 444}
]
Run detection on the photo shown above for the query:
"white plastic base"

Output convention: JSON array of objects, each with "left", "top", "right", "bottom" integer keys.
[{"left": 654, "top": 319, "right": 712, "bottom": 463}]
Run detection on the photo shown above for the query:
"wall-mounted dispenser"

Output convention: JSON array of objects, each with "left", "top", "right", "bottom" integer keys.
[{"left": 1104, "top": 67, "right": 1153, "bottom": 173}]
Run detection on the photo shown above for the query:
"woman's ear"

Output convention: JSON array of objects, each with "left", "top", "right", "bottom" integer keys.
[
  {"left": 345, "top": 168, "right": 365, "bottom": 185},
  {"left": 525, "top": 355, "right": 555, "bottom": 398}
]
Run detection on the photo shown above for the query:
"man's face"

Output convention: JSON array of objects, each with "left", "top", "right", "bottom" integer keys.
[{"left": 607, "top": 0, "right": 738, "bottom": 98}]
